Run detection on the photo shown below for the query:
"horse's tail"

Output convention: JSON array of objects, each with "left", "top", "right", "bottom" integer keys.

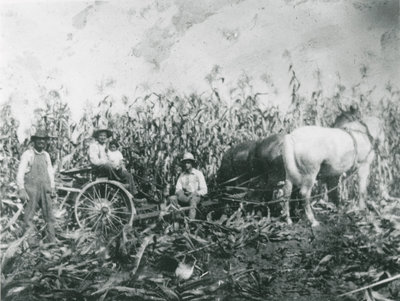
[{"left": 282, "top": 134, "right": 302, "bottom": 185}]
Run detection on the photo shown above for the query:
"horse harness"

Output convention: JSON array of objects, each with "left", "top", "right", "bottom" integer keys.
[
  {"left": 339, "top": 127, "right": 359, "bottom": 171},
  {"left": 359, "top": 119, "right": 380, "bottom": 151},
  {"left": 340, "top": 120, "right": 377, "bottom": 171}
]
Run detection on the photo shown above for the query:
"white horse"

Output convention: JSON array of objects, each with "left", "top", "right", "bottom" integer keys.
[{"left": 282, "top": 113, "right": 384, "bottom": 227}]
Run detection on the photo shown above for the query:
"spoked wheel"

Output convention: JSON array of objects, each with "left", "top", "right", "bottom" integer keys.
[{"left": 74, "top": 179, "right": 136, "bottom": 236}]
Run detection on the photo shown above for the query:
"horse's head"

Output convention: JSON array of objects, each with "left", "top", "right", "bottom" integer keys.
[
  {"left": 333, "top": 105, "right": 361, "bottom": 128},
  {"left": 334, "top": 110, "right": 385, "bottom": 154}
]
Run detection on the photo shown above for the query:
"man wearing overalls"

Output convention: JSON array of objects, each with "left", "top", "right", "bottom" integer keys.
[{"left": 17, "top": 129, "right": 56, "bottom": 243}]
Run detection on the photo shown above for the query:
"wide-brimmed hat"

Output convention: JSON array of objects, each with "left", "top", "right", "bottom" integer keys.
[
  {"left": 31, "top": 129, "right": 49, "bottom": 140},
  {"left": 181, "top": 152, "right": 196, "bottom": 163},
  {"left": 93, "top": 128, "right": 113, "bottom": 138}
]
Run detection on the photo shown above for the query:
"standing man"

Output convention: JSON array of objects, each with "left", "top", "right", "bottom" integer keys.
[
  {"left": 88, "top": 128, "right": 138, "bottom": 196},
  {"left": 170, "top": 152, "right": 208, "bottom": 219},
  {"left": 17, "top": 129, "right": 56, "bottom": 243}
]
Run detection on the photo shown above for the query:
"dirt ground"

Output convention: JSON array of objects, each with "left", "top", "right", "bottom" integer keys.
[
  {"left": 205, "top": 220, "right": 338, "bottom": 300},
  {"left": 186, "top": 206, "right": 399, "bottom": 301}
]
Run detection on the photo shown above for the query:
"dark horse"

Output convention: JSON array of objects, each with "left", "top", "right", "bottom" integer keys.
[
  {"left": 282, "top": 111, "right": 385, "bottom": 227},
  {"left": 217, "top": 140, "right": 258, "bottom": 187},
  {"left": 217, "top": 134, "right": 285, "bottom": 200}
]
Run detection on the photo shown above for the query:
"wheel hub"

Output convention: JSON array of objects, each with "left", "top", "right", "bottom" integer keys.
[{"left": 94, "top": 198, "right": 112, "bottom": 215}]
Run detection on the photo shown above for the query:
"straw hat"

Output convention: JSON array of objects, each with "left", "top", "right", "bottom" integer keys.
[
  {"left": 181, "top": 152, "right": 196, "bottom": 163},
  {"left": 93, "top": 127, "right": 113, "bottom": 138},
  {"left": 31, "top": 129, "right": 49, "bottom": 140}
]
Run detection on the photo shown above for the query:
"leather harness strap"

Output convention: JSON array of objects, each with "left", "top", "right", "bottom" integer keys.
[
  {"left": 341, "top": 127, "right": 359, "bottom": 170},
  {"left": 340, "top": 119, "right": 378, "bottom": 170},
  {"left": 358, "top": 119, "right": 378, "bottom": 150}
]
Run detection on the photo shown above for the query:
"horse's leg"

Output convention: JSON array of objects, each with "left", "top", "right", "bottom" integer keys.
[
  {"left": 326, "top": 175, "right": 340, "bottom": 207},
  {"left": 358, "top": 163, "right": 371, "bottom": 210},
  {"left": 282, "top": 179, "right": 293, "bottom": 225},
  {"left": 301, "top": 178, "right": 320, "bottom": 227}
]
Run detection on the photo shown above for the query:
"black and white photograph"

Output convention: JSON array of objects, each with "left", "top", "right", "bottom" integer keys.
[{"left": 0, "top": 0, "right": 399, "bottom": 300}]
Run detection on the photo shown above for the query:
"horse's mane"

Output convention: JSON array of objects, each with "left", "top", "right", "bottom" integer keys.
[{"left": 333, "top": 105, "right": 361, "bottom": 128}]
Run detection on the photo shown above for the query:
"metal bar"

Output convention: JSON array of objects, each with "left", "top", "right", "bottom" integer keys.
[
  {"left": 133, "top": 199, "right": 218, "bottom": 221},
  {"left": 56, "top": 186, "right": 81, "bottom": 193},
  {"left": 133, "top": 211, "right": 161, "bottom": 220},
  {"left": 137, "top": 204, "right": 158, "bottom": 211}
]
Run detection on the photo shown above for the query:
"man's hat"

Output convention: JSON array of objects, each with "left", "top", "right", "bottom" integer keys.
[
  {"left": 93, "top": 127, "right": 113, "bottom": 138},
  {"left": 181, "top": 152, "right": 196, "bottom": 163},
  {"left": 31, "top": 129, "right": 49, "bottom": 140}
]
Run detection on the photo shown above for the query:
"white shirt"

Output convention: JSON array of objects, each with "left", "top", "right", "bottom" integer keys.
[
  {"left": 175, "top": 168, "right": 208, "bottom": 196},
  {"left": 107, "top": 150, "right": 124, "bottom": 169},
  {"left": 88, "top": 141, "right": 108, "bottom": 165},
  {"left": 16, "top": 148, "right": 55, "bottom": 190}
]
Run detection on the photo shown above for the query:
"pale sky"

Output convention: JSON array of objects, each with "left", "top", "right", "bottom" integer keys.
[{"left": 1, "top": 0, "right": 399, "bottom": 140}]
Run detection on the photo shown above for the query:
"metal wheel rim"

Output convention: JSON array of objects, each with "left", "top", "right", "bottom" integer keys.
[{"left": 74, "top": 179, "right": 136, "bottom": 235}]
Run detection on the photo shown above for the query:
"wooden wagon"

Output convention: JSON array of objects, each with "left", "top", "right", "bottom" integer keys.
[{"left": 56, "top": 167, "right": 219, "bottom": 236}]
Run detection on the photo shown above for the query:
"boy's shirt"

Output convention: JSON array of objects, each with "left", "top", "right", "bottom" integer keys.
[{"left": 107, "top": 150, "right": 124, "bottom": 169}]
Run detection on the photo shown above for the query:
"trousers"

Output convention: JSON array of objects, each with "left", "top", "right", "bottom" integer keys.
[
  {"left": 93, "top": 165, "right": 138, "bottom": 195},
  {"left": 24, "top": 153, "right": 56, "bottom": 242},
  {"left": 169, "top": 191, "right": 201, "bottom": 219}
]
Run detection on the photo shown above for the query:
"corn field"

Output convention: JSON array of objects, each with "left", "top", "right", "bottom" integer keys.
[{"left": 1, "top": 69, "right": 400, "bottom": 300}]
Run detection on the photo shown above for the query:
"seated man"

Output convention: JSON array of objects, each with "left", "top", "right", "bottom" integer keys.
[
  {"left": 88, "top": 128, "right": 137, "bottom": 196},
  {"left": 169, "top": 152, "right": 208, "bottom": 219}
]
